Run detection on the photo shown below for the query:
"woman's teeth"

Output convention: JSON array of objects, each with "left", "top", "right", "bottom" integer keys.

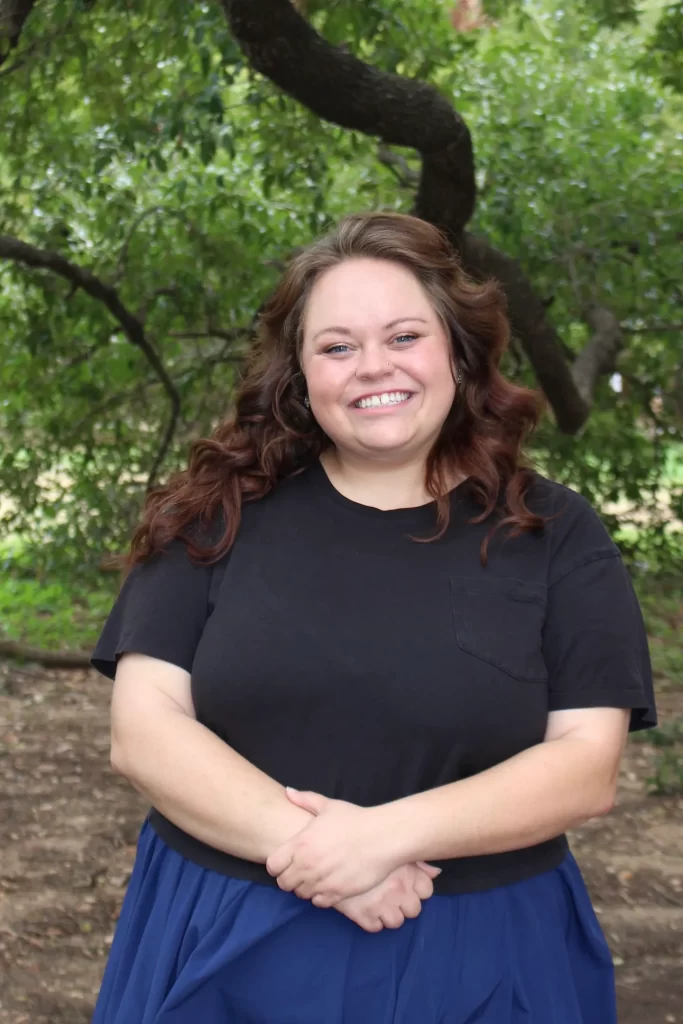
[{"left": 354, "top": 391, "right": 412, "bottom": 409}]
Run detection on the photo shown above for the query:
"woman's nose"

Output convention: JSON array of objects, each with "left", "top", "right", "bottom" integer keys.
[{"left": 356, "top": 343, "right": 393, "bottom": 378}]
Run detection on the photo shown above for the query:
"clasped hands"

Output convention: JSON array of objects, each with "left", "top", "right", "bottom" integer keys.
[{"left": 266, "top": 788, "right": 440, "bottom": 933}]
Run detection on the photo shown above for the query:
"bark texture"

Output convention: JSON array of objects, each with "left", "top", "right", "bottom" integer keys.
[
  {"left": 0, "top": 0, "right": 36, "bottom": 65},
  {"left": 220, "top": 0, "right": 625, "bottom": 433}
]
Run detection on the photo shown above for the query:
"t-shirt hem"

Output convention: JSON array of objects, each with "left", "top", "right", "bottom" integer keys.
[
  {"left": 148, "top": 809, "right": 570, "bottom": 896},
  {"left": 547, "top": 690, "right": 657, "bottom": 730},
  {"left": 90, "top": 641, "right": 193, "bottom": 681}
]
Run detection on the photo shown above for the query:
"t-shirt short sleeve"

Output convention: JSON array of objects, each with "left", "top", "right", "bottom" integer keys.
[
  {"left": 91, "top": 539, "right": 214, "bottom": 680},
  {"left": 542, "top": 490, "right": 657, "bottom": 732}
]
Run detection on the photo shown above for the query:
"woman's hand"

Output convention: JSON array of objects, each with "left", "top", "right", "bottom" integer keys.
[
  {"left": 266, "top": 788, "right": 411, "bottom": 906},
  {"left": 335, "top": 861, "right": 441, "bottom": 933}
]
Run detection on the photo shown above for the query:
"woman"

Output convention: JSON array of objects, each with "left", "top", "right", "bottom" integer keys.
[{"left": 91, "top": 211, "right": 656, "bottom": 1024}]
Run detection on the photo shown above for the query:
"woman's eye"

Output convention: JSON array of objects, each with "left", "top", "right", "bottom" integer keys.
[
  {"left": 394, "top": 333, "right": 418, "bottom": 345},
  {"left": 324, "top": 343, "right": 350, "bottom": 354}
]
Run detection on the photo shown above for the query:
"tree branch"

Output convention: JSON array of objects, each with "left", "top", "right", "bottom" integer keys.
[
  {"left": 621, "top": 322, "right": 683, "bottom": 335},
  {"left": 216, "top": 0, "right": 615, "bottom": 434},
  {"left": 572, "top": 306, "right": 623, "bottom": 406},
  {"left": 0, "top": 0, "right": 82, "bottom": 80},
  {"left": 0, "top": 0, "right": 36, "bottom": 67},
  {"left": 0, "top": 234, "right": 181, "bottom": 486},
  {"left": 460, "top": 235, "right": 629, "bottom": 428},
  {"left": 377, "top": 144, "right": 420, "bottom": 188},
  {"left": 459, "top": 232, "right": 591, "bottom": 432},
  {"left": 167, "top": 328, "right": 248, "bottom": 343},
  {"left": 219, "top": 0, "right": 476, "bottom": 236},
  {"left": 0, "top": 639, "right": 91, "bottom": 669}
]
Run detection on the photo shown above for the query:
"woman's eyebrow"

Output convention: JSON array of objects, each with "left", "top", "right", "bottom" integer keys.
[{"left": 311, "top": 317, "right": 428, "bottom": 342}]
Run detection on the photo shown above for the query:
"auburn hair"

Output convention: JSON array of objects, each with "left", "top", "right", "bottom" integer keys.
[{"left": 128, "top": 211, "right": 545, "bottom": 569}]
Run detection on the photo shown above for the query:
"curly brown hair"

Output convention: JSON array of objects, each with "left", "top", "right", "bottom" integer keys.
[{"left": 128, "top": 211, "right": 545, "bottom": 569}]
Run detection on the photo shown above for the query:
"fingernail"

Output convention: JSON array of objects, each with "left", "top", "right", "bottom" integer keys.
[{"left": 286, "top": 786, "right": 298, "bottom": 793}]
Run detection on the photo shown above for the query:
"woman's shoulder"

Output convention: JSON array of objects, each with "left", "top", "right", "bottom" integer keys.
[
  {"left": 523, "top": 471, "right": 620, "bottom": 575},
  {"left": 523, "top": 470, "right": 596, "bottom": 518}
]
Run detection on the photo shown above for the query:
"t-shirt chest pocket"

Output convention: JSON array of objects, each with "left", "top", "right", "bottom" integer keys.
[{"left": 450, "top": 576, "right": 548, "bottom": 683}]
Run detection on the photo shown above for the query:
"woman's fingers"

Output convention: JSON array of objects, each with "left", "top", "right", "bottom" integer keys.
[
  {"left": 334, "top": 860, "right": 438, "bottom": 934},
  {"left": 399, "top": 894, "right": 423, "bottom": 919},
  {"left": 277, "top": 869, "right": 307, "bottom": 894},
  {"left": 416, "top": 861, "right": 442, "bottom": 879},
  {"left": 335, "top": 900, "right": 384, "bottom": 933},
  {"left": 412, "top": 871, "right": 435, "bottom": 900},
  {"left": 360, "top": 915, "right": 384, "bottom": 933},
  {"left": 379, "top": 908, "right": 405, "bottom": 929}
]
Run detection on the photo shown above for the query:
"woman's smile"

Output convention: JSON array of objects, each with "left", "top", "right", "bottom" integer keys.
[{"left": 350, "top": 390, "right": 416, "bottom": 412}]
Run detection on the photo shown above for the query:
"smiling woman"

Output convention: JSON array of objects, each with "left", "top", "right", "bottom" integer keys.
[
  {"left": 89, "top": 212, "right": 655, "bottom": 1024},
  {"left": 128, "top": 211, "right": 543, "bottom": 565},
  {"left": 300, "top": 260, "right": 458, "bottom": 489}
]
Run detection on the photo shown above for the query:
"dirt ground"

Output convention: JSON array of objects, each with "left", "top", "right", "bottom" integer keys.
[{"left": 0, "top": 662, "right": 681, "bottom": 1024}]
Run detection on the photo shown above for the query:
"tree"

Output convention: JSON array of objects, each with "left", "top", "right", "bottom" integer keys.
[{"left": 0, "top": 0, "right": 681, "bottom": 571}]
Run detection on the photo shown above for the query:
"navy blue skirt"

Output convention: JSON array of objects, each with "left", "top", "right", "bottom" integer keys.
[{"left": 92, "top": 820, "right": 616, "bottom": 1023}]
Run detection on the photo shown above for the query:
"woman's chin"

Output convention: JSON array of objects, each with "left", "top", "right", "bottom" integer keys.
[{"left": 352, "top": 430, "right": 423, "bottom": 455}]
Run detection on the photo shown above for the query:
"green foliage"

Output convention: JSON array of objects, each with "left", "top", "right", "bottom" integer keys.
[
  {"left": 0, "top": 574, "right": 117, "bottom": 652},
  {"left": 630, "top": 570, "right": 683, "bottom": 794},
  {"left": 632, "top": 717, "right": 683, "bottom": 794},
  {"left": 0, "top": 539, "right": 117, "bottom": 650},
  {"left": 647, "top": 744, "right": 683, "bottom": 795},
  {"left": 641, "top": 1, "right": 683, "bottom": 92},
  {"left": 635, "top": 571, "right": 683, "bottom": 687},
  {"left": 0, "top": 0, "right": 681, "bottom": 577}
]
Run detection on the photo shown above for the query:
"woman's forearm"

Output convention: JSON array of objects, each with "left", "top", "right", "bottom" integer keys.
[
  {"left": 113, "top": 706, "right": 313, "bottom": 862},
  {"left": 377, "top": 732, "right": 621, "bottom": 867}
]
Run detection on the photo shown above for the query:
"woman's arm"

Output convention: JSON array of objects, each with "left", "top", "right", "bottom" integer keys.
[
  {"left": 378, "top": 706, "right": 630, "bottom": 864},
  {"left": 111, "top": 653, "right": 314, "bottom": 861},
  {"left": 269, "top": 707, "right": 630, "bottom": 904},
  {"left": 111, "top": 652, "right": 440, "bottom": 932}
]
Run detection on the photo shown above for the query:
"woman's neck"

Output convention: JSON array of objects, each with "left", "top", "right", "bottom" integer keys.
[{"left": 320, "top": 448, "right": 459, "bottom": 511}]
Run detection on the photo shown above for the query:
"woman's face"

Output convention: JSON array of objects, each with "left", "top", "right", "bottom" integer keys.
[{"left": 300, "top": 258, "right": 457, "bottom": 464}]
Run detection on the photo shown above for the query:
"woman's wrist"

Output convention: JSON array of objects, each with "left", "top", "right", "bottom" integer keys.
[
  {"left": 370, "top": 798, "right": 427, "bottom": 869},
  {"left": 260, "top": 794, "right": 314, "bottom": 861},
  {"left": 367, "top": 800, "right": 419, "bottom": 872}
]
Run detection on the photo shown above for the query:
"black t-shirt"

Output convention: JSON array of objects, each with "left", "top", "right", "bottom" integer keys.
[{"left": 92, "top": 461, "right": 656, "bottom": 894}]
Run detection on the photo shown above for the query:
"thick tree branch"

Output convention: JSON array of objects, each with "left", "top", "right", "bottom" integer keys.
[
  {"left": 217, "top": 0, "right": 615, "bottom": 434},
  {"left": 219, "top": 0, "right": 476, "bottom": 236},
  {"left": 572, "top": 306, "right": 623, "bottom": 406},
  {"left": 459, "top": 232, "right": 591, "bottom": 432},
  {"left": 377, "top": 144, "right": 420, "bottom": 188},
  {"left": 0, "top": 639, "right": 91, "bottom": 668},
  {"left": 461, "top": 234, "right": 627, "bottom": 428},
  {"left": 0, "top": 0, "right": 83, "bottom": 80},
  {"left": 0, "top": 235, "right": 181, "bottom": 486},
  {"left": 0, "top": 0, "right": 36, "bottom": 67}
]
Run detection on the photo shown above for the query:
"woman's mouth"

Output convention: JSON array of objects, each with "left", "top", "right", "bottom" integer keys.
[{"left": 351, "top": 390, "right": 414, "bottom": 410}]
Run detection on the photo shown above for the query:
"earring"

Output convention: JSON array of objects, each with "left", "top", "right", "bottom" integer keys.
[
  {"left": 303, "top": 395, "right": 310, "bottom": 409},
  {"left": 456, "top": 371, "right": 463, "bottom": 385}
]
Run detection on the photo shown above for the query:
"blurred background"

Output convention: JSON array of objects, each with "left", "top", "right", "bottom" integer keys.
[{"left": 0, "top": 1, "right": 681, "bottom": 1021}]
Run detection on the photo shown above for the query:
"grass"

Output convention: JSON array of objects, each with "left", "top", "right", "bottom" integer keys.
[
  {"left": 0, "top": 537, "right": 118, "bottom": 652},
  {"left": 0, "top": 575, "right": 118, "bottom": 652},
  {"left": 635, "top": 718, "right": 683, "bottom": 796},
  {"left": 629, "top": 573, "right": 683, "bottom": 794},
  {"left": 636, "top": 576, "right": 683, "bottom": 689}
]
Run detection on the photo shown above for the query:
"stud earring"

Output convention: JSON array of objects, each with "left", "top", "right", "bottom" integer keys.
[{"left": 303, "top": 395, "right": 310, "bottom": 409}]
